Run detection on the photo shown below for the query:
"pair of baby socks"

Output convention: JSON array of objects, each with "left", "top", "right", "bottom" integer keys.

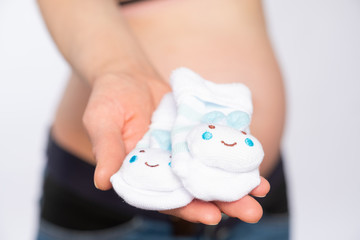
[{"left": 111, "top": 68, "right": 264, "bottom": 210}]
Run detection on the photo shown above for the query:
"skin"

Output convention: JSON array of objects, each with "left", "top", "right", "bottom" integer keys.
[{"left": 37, "top": 0, "right": 285, "bottom": 225}]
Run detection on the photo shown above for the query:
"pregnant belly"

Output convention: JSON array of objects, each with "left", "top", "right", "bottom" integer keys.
[{"left": 52, "top": 0, "right": 285, "bottom": 177}]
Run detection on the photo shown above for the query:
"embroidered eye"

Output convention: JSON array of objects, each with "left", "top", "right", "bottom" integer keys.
[
  {"left": 129, "top": 155, "right": 138, "bottom": 163},
  {"left": 202, "top": 131, "right": 213, "bottom": 140},
  {"left": 241, "top": 131, "right": 247, "bottom": 135},
  {"left": 139, "top": 150, "right": 145, "bottom": 153},
  {"left": 168, "top": 161, "right": 172, "bottom": 167},
  {"left": 209, "top": 125, "right": 215, "bottom": 129},
  {"left": 245, "top": 138, "right": 254, "bottom": 147}
]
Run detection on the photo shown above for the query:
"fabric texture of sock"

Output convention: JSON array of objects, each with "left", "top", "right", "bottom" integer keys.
[
  {"left": 111, "top": 93, "right": 194, "bottom": 210},
  {"left": 169, "top": 67, "right": 264, "bottom": 202}
]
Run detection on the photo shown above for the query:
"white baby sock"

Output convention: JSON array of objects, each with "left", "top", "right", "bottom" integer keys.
[
  {"left": 111, "top": 93, "right": 193, "bottom": 211},
  {"left": 170, "top": 68, "right": 264, "bottom": 202}
]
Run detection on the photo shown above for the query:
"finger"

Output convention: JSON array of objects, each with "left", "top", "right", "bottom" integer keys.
[
  {"left": 161, "top": 199, "right": 222, "bottom": 225},
  {"left": 250, "top": 177, "right": 270, "bottom": 197},
  {"left": 215, "top": 196, "right": 263, "bottom": 223},
  {"left": 121, "top": 112, "right": 151, "bottom": 154},
  {"left": 83, "top": 96, "right": 127, "bottom": 190},
  {"left": 93, "top": 129, "right": 126, "bottom": 190},
  {"left": 87, "top": 110, "right": 151, "bottom": 190}
]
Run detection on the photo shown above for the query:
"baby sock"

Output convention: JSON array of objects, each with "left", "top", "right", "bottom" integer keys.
[
  {"left": 111, "top": 93, "right": 193, "bottom": 211},
  {"left": 170, "top": 67, "right": 264, "bottom": 202}
]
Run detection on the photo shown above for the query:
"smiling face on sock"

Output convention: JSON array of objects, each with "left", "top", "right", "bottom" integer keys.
[
  {"left": 187, "top": 124, "right": 264, "bottom": 172},
  {"left": 120, "top": 148, "right": 182, "bottom": 191}
]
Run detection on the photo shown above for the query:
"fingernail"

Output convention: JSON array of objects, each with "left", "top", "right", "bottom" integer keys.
[
  {"left": 257, "top": 194, "right": 267, "bottom": 198},
  {"left": 208, "top": 222, "right": 219, "bottom": 226},
  {"left": 94, "top": 180, "right": 99, "bottom": 189}
]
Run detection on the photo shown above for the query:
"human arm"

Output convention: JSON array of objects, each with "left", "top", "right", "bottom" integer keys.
[
  {"left": 37, "top": 0, "right": 269, "bottom": 224},
  {"left": 37, "top": 0, "right": 170, "bottom": 191}
]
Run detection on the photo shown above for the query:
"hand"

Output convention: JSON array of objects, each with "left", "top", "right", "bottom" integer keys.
[
  {"left": 83, "top": 71, "right": 170, "bottom": 190},
  {"left": 162, "top": 177, "right": 270, "bottom": 224},
  {"left": 83, "top": 70, "right": 269, "bottom": 225}
]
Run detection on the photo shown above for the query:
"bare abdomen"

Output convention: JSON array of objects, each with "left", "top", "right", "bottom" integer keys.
[{"left": 52, "top": 0, "right": 285, "bottom": 176}]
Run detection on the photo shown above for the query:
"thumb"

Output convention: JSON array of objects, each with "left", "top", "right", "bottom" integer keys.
[
  {"left": 92, "top": 128, "right": 126, "bottom": 190},
  {"left": 93, "top": 115, "right": 150, "bottom": 190}
]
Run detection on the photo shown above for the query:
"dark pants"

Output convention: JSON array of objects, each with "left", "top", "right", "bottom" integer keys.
[{"left": 37, "top": 134, "right": 289, "bottom": 239}]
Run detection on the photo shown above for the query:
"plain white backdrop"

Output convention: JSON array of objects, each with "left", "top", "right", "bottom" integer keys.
[{"left": 1, "top": 0, "right": 359, "bottom": 239}]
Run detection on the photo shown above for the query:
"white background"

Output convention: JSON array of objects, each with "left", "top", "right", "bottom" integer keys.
[{"left": 1, "top": 1, "right": 360, "bottom": 239}]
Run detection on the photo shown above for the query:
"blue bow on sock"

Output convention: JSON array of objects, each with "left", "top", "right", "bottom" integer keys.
[
  {"left": 201, "top": 111, "right": 250, "bottom": 130},
  {"left": 151, "top": 130, "right": 172, "bottom": 151}
]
